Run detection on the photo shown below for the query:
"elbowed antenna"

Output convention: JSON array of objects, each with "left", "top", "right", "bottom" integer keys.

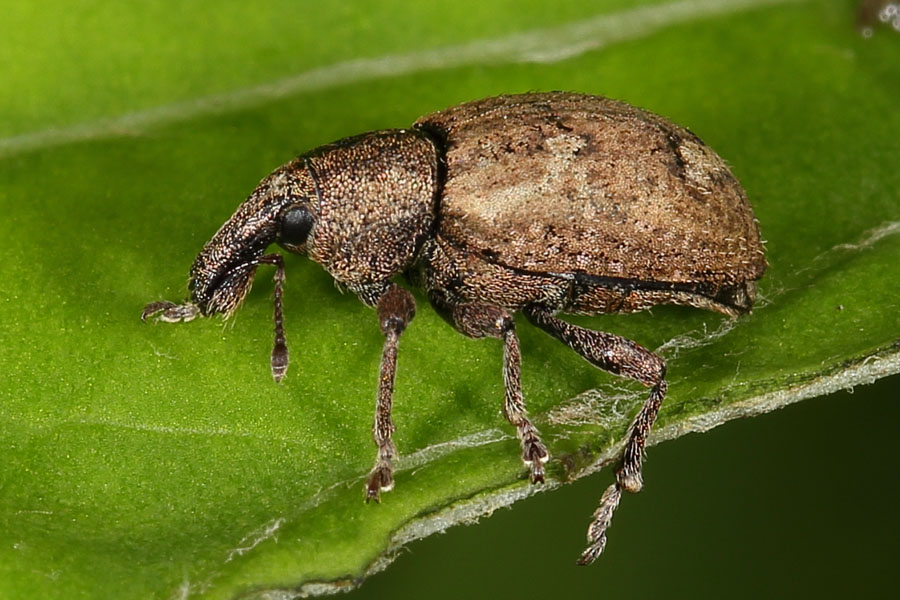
[
  {"left": 143, "top": 159, "right": 319, "bottom": 382},
  {"left": 186, "top": 161, "right": 318, "bottom": 382}
]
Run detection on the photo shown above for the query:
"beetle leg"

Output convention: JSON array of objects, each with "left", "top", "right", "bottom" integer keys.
[
  {"left": 500, "top": 314, "right": 550, "bottom": 484},
  {"left": 142, "top": 255, "right": 287, "bottom": 381},
  {"left": 522, "top": 306, "right": 667, "bottom": 564},
  {"left": 444, "top": 302, "right": 549, "bottom": 484},
  {"left": 141, "top": 300, "right": 200, "bottom": 323},
  {"left": 365, "top": 284, "right": 416, "bottom": 502},
  {"left": 256, "top": 254, "right": 289, "bottom": 382}
]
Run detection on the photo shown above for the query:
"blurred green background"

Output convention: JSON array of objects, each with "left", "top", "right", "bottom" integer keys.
[
  {"left": 352, "top": 374, "right": 900, "bottom": 598},
  {"left": 2, "top": 1, "right": 898, "bottom": 598}
]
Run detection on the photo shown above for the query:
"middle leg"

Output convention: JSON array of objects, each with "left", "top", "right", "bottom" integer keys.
[{"left": 436, "top": 299, "right": 549, "bottom": 484}]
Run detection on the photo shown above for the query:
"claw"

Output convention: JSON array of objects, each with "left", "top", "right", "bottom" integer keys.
[
  {"left": 522, "top": 437, "right": 549, "bottom": 484},
  {"left": 365, "top": 462, "right": 394, "bottom": 503},
  {"left": 530, "top": 461, "right": 546, "bottom": 485}
]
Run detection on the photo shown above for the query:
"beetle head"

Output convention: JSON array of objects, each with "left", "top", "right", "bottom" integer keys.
[{"left": 188, "top": 162, "right": 318, "bottom": 316}]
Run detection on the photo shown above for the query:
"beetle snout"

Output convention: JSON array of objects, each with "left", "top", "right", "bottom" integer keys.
[
  {"left": 189, "top": 255, "right": 260, "bottom": 317},
  {"left": 186, "top": 166, "right": 315, "bottom": 316},
  {"left": 187, "top": 217, "right": 280, "bottom": 316}
]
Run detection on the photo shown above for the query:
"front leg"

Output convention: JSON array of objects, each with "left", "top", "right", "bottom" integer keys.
[
  {"left": 141, "top": 301, "right": 200, "bottom": 323},
  {"left": 365, "top": 284, "right": 416, "bottom": 502},
  {"left": 142, "top": 253, "right": 289, "bottom": 382}
]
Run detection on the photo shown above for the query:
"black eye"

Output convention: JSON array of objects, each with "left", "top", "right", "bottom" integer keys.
[{"left": 279, "top": 206, "right": 314, "bottom": 246}]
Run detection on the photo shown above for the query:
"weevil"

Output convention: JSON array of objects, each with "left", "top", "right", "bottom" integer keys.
[{"left": 142, "top": 92, "right": 766, "bottom": 563}]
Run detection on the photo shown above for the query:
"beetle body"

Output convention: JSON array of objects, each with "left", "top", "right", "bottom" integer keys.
[
  {"left": 143, "top": 92, "right": 765, "bottom": 564},
  {"left": 416, "top": 93, "right": 764, "bottom": 318}
]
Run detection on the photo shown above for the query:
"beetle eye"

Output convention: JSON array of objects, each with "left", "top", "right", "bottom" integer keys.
[{"left": 279, "top": 206, "right": 314, "bottom": 246}]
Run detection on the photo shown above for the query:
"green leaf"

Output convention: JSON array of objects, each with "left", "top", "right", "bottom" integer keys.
[{"left": 1, "top": 0, "right": 898, "bottom": 598}]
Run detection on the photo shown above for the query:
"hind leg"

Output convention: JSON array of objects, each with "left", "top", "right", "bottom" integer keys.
[
  {"left": 432, "top": 296, "right": 549, "bottom": 483},
  {"left": 523, "top": 305, "right": 667, "bottom": 564}
]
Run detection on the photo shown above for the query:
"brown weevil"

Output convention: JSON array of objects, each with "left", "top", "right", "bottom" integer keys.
[{"left": 142, "top": 92, "right": 766, "bottom": 564}]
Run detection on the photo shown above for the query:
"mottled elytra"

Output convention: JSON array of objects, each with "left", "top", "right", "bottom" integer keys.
[{"left": 142, "top": 92, "right": 766, "bottom": 564}]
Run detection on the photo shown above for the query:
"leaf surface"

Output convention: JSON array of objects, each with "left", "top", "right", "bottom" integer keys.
[{"left": 1, "top": 1, "right": 898, "bottom": 598}]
